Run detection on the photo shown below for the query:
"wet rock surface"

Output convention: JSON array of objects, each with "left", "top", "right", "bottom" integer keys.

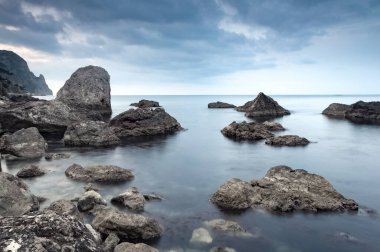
[
  {"left": 221, "top": 121, "right": 280, "bottom": 141},
  {"left": 47, "top": 199, "right": 83, "bottom": 221},
  {"left": 16, "top": 164, "right": 46, "bottom": 178},
  {"left": 114, "top": 242, "right": 159, "bottom": 252},
  {"left": 45, "top": 152, "right": 71, "bottom": 160},
  {"left": 265, "top": 135, "right": 310, "bottom": 146},
  {"left": 131, "top": 99, "right": 160, "bottom": 108},
  {"left": 322, "top": 103, "right": 350, "bottom": 117},
  {"left": 323, "top": 101, "right": 380, "bottom": 124},
  {"left": 208, "top": 101, "right": 236, "bottom": 108},
  {"left": 77, "top": 190, "right": 107, "bottom": 212},
  {"left": 111, "top": 187, "right": 146, "bottom": 211}
]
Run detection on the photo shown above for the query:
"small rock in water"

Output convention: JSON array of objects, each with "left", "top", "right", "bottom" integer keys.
[
  {"left": 190, "top": 227, "right": 213, "bottom": 244},
  {"left": 45, "top": 152, "right": 71, "bottom": 160},
  {"left": 204, "top": 219, "right": 253, "bottom": 237},
  {"left": 16, "top": 164, "right": 46, "bottom": 178},
  {"left": 130, "top": 99, "right": 160, "bottom": 108},
  {"left": 77, "top": 190, "right": 107, "bottom": 212},
  {"left": 208, "top": 101, "right": 236, "bottom": 108},
  {"left": 143, "top": 193, "right": 164, "bottom": 201},
  {"left": 265, "top": 135, "right": 310, "bottom": 146},
  {"left": 111, "top": 187, "right": 146, "bottom": 211},
  {"left": 84, "top": 183, "right": 100, "bottom": 192},
  {"left": 114, "top": 242, "right": 159, "bottom": 252}
]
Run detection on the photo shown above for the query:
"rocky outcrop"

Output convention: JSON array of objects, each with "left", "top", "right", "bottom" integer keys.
[
  {"left": 323, "top": 101, "right": 380, "bottom": 124},
  {"left": 16, "top": 165, "right": 46, "bottom": 178},
  {"left": 208, "top": 101, "right": 236, "bottom": 108},
  {"left": 111, "top": 187, "right": 146, "bottom": 211},
  {"left": 236, "top": 92, "right": 290, "bottom": 117},
  {"left": 110, "top": 108, "right": 182, "bottom": 138},
  {"left": 0, "top": 209, "right": 101, "bottom": 251},
  {"left": 77, "top": 190, "right": 107, "bottom": 212},
  {"left": 0, "top": 172, "right": 39, "bottom": 216},
  {"left": 221, "top": 121, "right": 282, "bottom": 141},
  {"left": 211, "top": 166, "right": 358, "bottom": 213},
  {"left": 322, "top": 103, "right": 350, "bottom": 117},
  {"left": 65, "top": 164, "right": 134, "bottom": 183},
  {"left": 131, "top": 100, "right": 160, "bottom": 108},
  {"left": 45, "top": 152, "right": 71, "bottom": 160},
  {"left": 265, "top": 135, "right": 310, "bottom": 146},
  {"left": 47, "top": 199, "right": 83, "bottom": 221},
  {"left": 56, "top": 65, "right": 112, "bottom": 121},
  {"left": 204, "top": 219, "right": 253, "bottom": 237},
  {"left": 114, "top": 242, "right": 159, "bottom": 252},
  {"left": 64, "top": 121, "right": 121, "bottom": 147},
  {"left": 0, "top": 127, "right": 47, "bottom": 158},
  {"left": 0, "top": 50, "right": 52, "bottom": 95}
]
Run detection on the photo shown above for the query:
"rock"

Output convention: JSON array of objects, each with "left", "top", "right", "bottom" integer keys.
[
  {"left": 208, "top": 101, "right": 236, "bottom": 108},
  {"left": 190, "top": 227, "right": 213, "bottom": 244},
  {"left": 210, "top": 247, "right": 237, "bottom": 252},
  {"left": 322, "top": 103, "right": 350, "bottom": 117},
  {"left": 143, "top": 193, "right": 163, "bottom": 201},
  {"left": 56, "top": 65, "right": 112, "bottom": 121},
  {"left": 84, "top": 183, "right": 100, "bottom": 192},
  {"left": 236, "top": 92, "right": 290, "bottom": 117},
  {"left": 204, "top": 219, "right": 253, "bottom": 237},
  {"left": 345, "top": 101, "right": 380, "bottom": 124},
  {"left": 64, "top": 121, "right": 121, "bottom": 147},
  {"left": 91, "top": 207, "right": 162, "bottom": 241},
  {"left": 65, "top": 163, "right": 134, "bottom": 183},
  {"left": 16, "top": 164, "right": 46, "bottom": 178},
  {"left": 110, "top": 108, "right": 182, "bottom": 138},
  {"left": 262, "top": 121, "right": 285, "bottom": 131},
  {"left": 111, "top": 187, "right": 146, "bottom": 211},
  {"left": 336, "top": 232, "right": 360, "bottom": 243},
  {"left": 77, "top": 190, "right": 107, "bottom": 212},
  {"left": 114, "top": 242, "right": 159, "bottom": 252},
  {"left": 0, "top": 172, "right": 39, "bottom": 216},
  {"left": 0, "top": 127, "right": 47, "bottom": 158},
  {"left": 265, "top": 135, "right": 310, "bottom": 146},
  {"left": 221, "top": 121, "right": 277, "bottom": 141},
  {"left": 102, "top": 232, "right": 120, "bottom": 252},
  {"left": 0, "top": 209, "right": 101, "bottom": 251},
  {"left": 85, "top": 224, "right": 102, "bottom": 243},
  {"left": 211, "top": 166, "right": 359, "bottom": 213},
  {"left": 45, "top": 152, "right": 71, "bottom": 160},
  {"left": 131, "top": 99, "right": 160, "bottom": 108},
  {"left": 47, "top": 199, "right": 83, "bottom": 221}
]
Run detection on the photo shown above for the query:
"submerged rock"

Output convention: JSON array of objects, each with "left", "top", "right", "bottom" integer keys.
[
  {"left": 210, "top": 247, "right": 237, "bottom": 252},
  {"left": 221, "top": 121, "right": 277, "bottom": 141},
  {"left": 208, "top": 101, "right": 236, "bottom": 108},
  {"left": 190, "top": 227, "right": 213, "bottom": 244},
  {"left": 65, "top": 163, "right": 134, "bottom": 183},
  {"left": 0, "top": 127, "right": 47, "bottom": 158},
  {"left": 110, "top": 108, "right": 182, "bottom": 138},
  {"left": 204, "top": 219, "right": 253, "bottom": 237},
  {"left": 236, "top": 92, "right": 290, "bottom": 118},
  {"left": 265, "top": 135, "right": 310, "bottom": 146},
  {"left": 131, "top": 99, "right": 160, "bottom": 108},
  {"left": 47, "top": 199, "right": 83, "bottom": 221},
  {"left": 111, "top": 187, "right": 146, "bottom": 211},
  {"left": 77, "top": 190, "right": 107, "bottom": 212},
  {"left": 16, "top": 164, "right": 46, "bottom": 178},
  {"left": 114, "top": 242, "right": 159, "bottom": 252},
  {"left": 45, "top": 152, "right": 71, "bottom": 160},
  {"left": 322, "top": 103, "right": 350, "bottom": 117},
  {"left": 211, "top": 166, "right": 358, "bottom": 213}
]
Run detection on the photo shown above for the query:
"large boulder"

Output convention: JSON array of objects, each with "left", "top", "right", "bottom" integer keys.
[
  {"left": 16, "top": 165, "right": 46, "bottom": 178},
  {"left": 0, "top": 209, "right": 101, "bottom": 251},
  {"left": 236, "top": 92, "right": 290, "bottom": 117},
  {"left": 322, "top": 103, "right": 350, "bottom": 117},
  {"left": 114, "top": 242, "right": 158, "bottom": 252},
  {"left": 211, "top": 166, "right": 358, "bottom": 213},
  {"left": 208, "top": 101, "right": 236, "bottom": 108},
  {"left": 64, "top": 121, "right": 121, "bottom": 147},
  {"left": 131, "top": 99, "right": 160, "bottom": 108},
  {"left": 0, "top": 127, "right": 47, "bottom": 158},
  {"left": 56, "top": 65, "right": 111, "bottom": 121},
  {"left": 345, "top": 101, "right": 380, "bottom": 124},
  {"left": 111, "top": 187, "right": 146, "bottom": 211},
  {"left": 221, "top": 121, "right": 279, "bottom": 141},
  {"left": 0, "top": 172, "right": 39, "bottom": 216},
  {"left": 110, "top": 108, "right": 182, "bottom": 138},
  {"left": 65, "top": 164, "right": 134, "bottom": 183},
  {"left": 265, "top": 135, "right": 310, "bottom": 146}
]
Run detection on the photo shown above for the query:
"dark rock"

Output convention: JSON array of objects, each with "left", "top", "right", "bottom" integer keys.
[
  {"left": 0, "top": 127, "right": 47, "bottom": 158},
  {"left": 236, "top": 92, "right": 290, "bottom": 117},
  {"left": 111, "top": 187, "right": 146, "bottom": 211},
  {"left": 261, "top": 121, "right": 285, "bottom": 131},
  {"left": 131, "top": 99, "right": 160, "bottom": 108},
  {"left": 345, "top": 101, "right": 380, "bottom": 124},
  {"left": 265, "top": 135, "right": 310, "bottom": 146},
  {"left": 56, "top": 65, "right": 111, "bottom": 121},
  {"left": 143, "top": 193, "right": 163, "bottom": 201},
  {"left": 45, "top": 152, "right": 71, "bottom": 160},
  {"left": 204, "top": 219, "right": 253, "bottom": 237},
  {"left": 211, "top": 166, "right": 358, "bottom": 213},
  {"left": 110, "top": 108, "right": 182, "bottom": 138},
  {"left": 47, "top": 199, "right": 83, "bottom": 221},
  {"left": 221, "top": 121, "right": 279, "bottom": 141},
  {"left": 0, "top": 172, "right": 39, "bottom": 216},
  {"left": 0, "top": 209, "right": 101, "bottom": 251},
  {"left": 322, "top": 103, "right": 350, "bottom": 117},
  {"left": 65, "top": 163, "right": 134, "bottom": 183},
  {"left": 77, "top": 190, "right": 107, "bottom": 212},
  {"left": 64, "top": 121, "right": 121, "bottom": 147},
  {"left": 208, "top": 101, "right": 236, "bottom": 108},
  {"left": 114, "top": 242, "right": 159, "bottom": 252},
  {"left": 102, "top": 232, "right": 120, "bottom": 252},
  {"left": 16, "top": 164, "right": 46, "bottom": 178}
]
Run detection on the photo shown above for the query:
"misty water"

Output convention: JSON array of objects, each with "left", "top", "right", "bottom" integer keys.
[{"left": 2, "top": 95, "right": 380, "bottom": 252}]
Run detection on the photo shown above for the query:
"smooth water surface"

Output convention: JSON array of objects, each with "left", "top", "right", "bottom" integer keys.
[{"left": 2, "top": 95, "right": 380, "bottom": 252}]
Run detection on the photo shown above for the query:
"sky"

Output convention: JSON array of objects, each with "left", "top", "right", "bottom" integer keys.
[{"left": 0, "top": 0, "right": 379, "bottom": 95}]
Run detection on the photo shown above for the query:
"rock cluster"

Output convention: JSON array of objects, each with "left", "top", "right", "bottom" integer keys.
[
  {"left": 208, "top": 101, "right": 236, "bottom": 108},
  {"left": 323, "top": 101, "right": 380, "bottom": 124},
  {"left": 131, "top": 99, "right": 160, "bottom": 108},
  {"left": 265, "top": 135, "right": 310, "bottom": 146}
]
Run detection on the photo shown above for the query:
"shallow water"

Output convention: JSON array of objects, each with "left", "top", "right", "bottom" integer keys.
[{"left": 2, "top": 95, "right": 380, "bottom": 252}]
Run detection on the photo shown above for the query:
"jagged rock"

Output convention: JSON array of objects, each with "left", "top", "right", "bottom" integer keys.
[
  {"left": 0, "top": 172, "right": 39, "bottom": 216},
  {"left": 131, "top": 99, "right": 160, "bottom": 108},
  {"left": 86, "top": 224, "right": 102, "bottom": 243},
  {"left": 0, "top": 209, "right": 101, "bottom": 251},
  {"left": 64, "top": 121, "right": 121, "bottom": 147},
  {"left": 111, "top": 187, "right": 146, "bottom": 211},
  {"left": 143, "top": 193, "right": 163, "bottom": 201},
  {"left": 102, "top": 232, "right": 120, "bottom": 252},
  {"left": 221, "top": 121, "right": 278, "bottom": 141},
  {"left": 56, "top": 65, "right": 112, "bottom": 121},
  {"left": 91, "top": 206, "right": 162, "bottom": 241},
  {"left": 204, "top": 219, "right": 253, "bottom": 237},
  {"left": 190, "top": 228, "right": 213, "bottom": 244},
  {"left": 322, "top": 103, "right": 350, "bottom": 117},
  {"left": 265, "top": 135, "right": 310, "bottom": 146},
  {"left": 236, "top": 92, "right": 290, "bottom": 117},
  {"left": 211, "top": 166, "right": 358, "bottom": 213},
  {"left": 16, "top": 164, "right": 46, "bottom": 178},
  {"left": 345, "top": 101, "right": 380, "bottom": 124},
  {"left": 65, "top": 163, "right": 134, "bottom": 183},
  {"left": 47, "top": 199, "right": 83, "bottom": 221},
  {"left": 210, "top": 247, "right": 237, "bottom": 252},
  {"left": 77, "top": 190, "right": 107, "bottom": 212},
  {"left": 114, "top": 242, "right": 159, "bottom": 252},
  {"left": 208, "top": 101, "right": 236, "bottom": 108},
  {"left": 0, "top": 127, "right": 47, "bottom": 158},
  {"left": 261, "top": 121, "right": 285, "bottom": 131},
  {"left": 45, "top": 152, "right": 71, "bottom": 160},
  {"left": 110, "top": 108, "right": 182, "bottom": 138}
]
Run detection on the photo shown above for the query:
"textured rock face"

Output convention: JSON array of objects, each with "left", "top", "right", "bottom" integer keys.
[
  {"left": 111, "top": 187, "right": 146, "bottom": 211},
  {"left": 0, "top": 50, "right": 52, "bottom": 95},
  {"left": 131, "top": 99, "right": 160, "bottom": 108},
  {"left": 211, "top": 166, "right": 358, "bottom": 213},
  {"left": 236, "top": 92, "right": 290, "bottom": 117},
  {"left": 45, "top": 152, "right": 71, "bottom": 160},
  {"left": 221, "top": 121, "right": 281, "bottom": 141},
  {"left": 0, "top": 209, "right": 101, "bottom": 251},
  {"left": 77, "top": 190, "right": 107, "bottom": 212},
  {"left": 265, "top": 135, "right": 310, "bottom": 146},
  {"left": 0, "top": 127, "right": 47, "bottom": 158},
  {"left": 114, "top": 242, "right": 158, "bottom": 252},
  {"left": 345, "top": 101, "right": 380, "bottom": 124},
  {"left": 208, "top": 101, "right": 236, "bottom": 108},
  {"left": 322, "top": 103, "right": 350, "bottom": 117},
  {"left": 16, "top": 165, "right": 46, "bottom": 178},
  {"left": 64, "top": 121, "right": 121, "bottom": 147},
  {"left": 102, "top": 233, "right": 120, "bottom": 252},
  {"left": 56, "top": 65, "right": 111, "bottom": 121},
  {"left": 0, "top": 172, "right": 39, "bottom": 216},
  {"left": 47, "top": 199, "right": 83, "bottom": 221},
  {"left": 110, "top": 108, "right": 182, "bottom": 138},
  {"left": 65, "top": 164, "right": 134, "bottom": 183}
]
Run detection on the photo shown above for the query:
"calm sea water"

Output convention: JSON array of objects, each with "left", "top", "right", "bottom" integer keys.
[{"left": 2, "top": 95, "right": 380, "bottom": 252}]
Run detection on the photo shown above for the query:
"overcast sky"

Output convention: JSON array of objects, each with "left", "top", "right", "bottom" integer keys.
[{"left": 1, "top": 0, "right": 379, "bottom": 95}]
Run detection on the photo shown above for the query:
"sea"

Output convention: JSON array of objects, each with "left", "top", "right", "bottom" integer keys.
[{"left": 2, "top": 95, "right": 380, "bottom": 252}]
